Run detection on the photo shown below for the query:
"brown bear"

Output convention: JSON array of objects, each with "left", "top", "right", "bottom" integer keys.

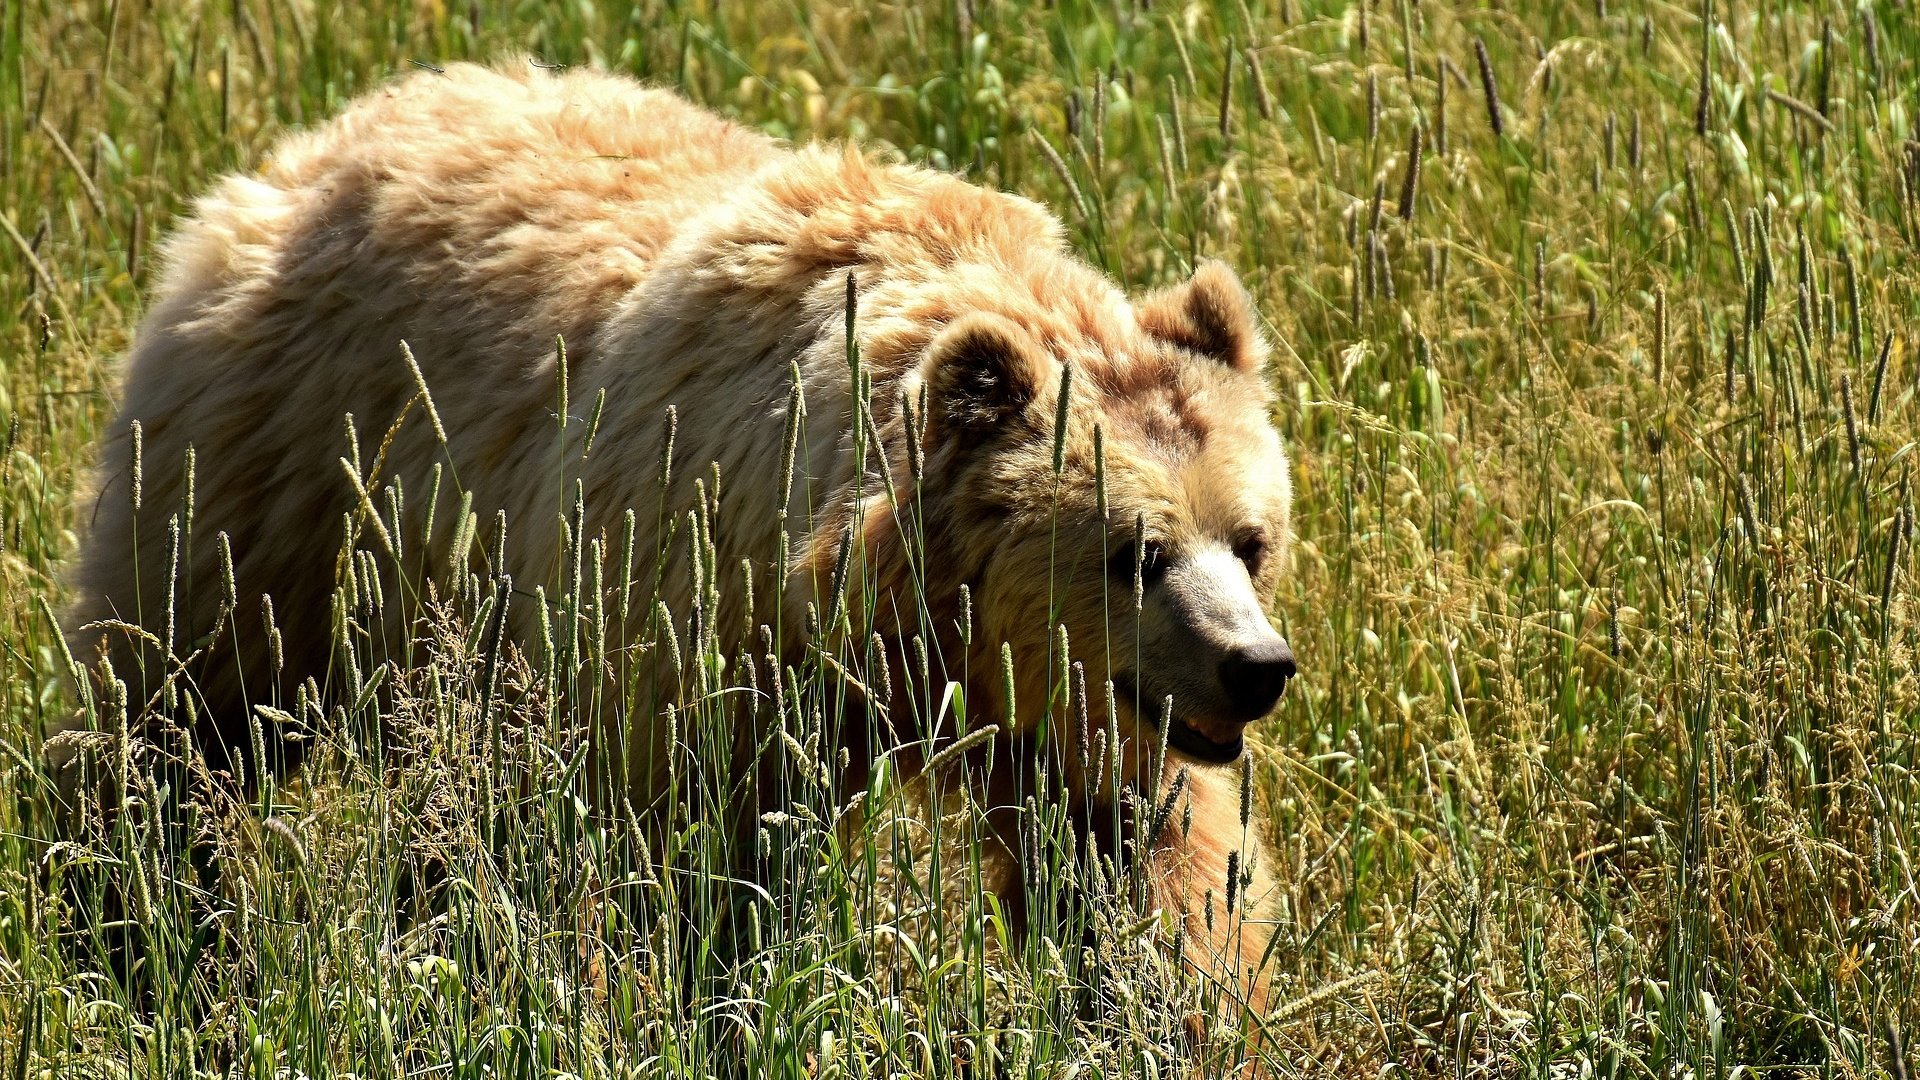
[{"left": 59, "top": 62, "right": 1297, "bottom": 1029}]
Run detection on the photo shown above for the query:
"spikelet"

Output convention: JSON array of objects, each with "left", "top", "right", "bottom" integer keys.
[
  {"left": 582, "top": 387, "right": 607, "bottom": 459},
  {"left": 1168, "top": 76, "right": 1190, "bottom": 173},
  {"left": 1473, "top": 38, "right": 1502, "bottom": 137},
  {"left": 1694, "top": 17, "right": 1713, "bottom": 136},
  {"left": 658, "top": 403, "right": 678, "bottom": 494},
  {"left": 128, "top": 419, "right": 143, "bottom": 512},
  {"left": 1073, "top": 660, "right": 1091, "bottom": 779},
  {"left": 217, "top": 530, "right": 236, "bottom": 614},
  {"left": 1869, "top": 333, "right": 1893, "bottom": 423},
  {"left": 1156, "top": 115, "right": 1179, "bottom": 210},
  {"left": 162, "top": 513, "right": 180, "bottom": 663},
  {"left": 1030, "top": 128, "right": 1088, "bottom": 222},
  {"left": 656, "top": 598, "right": 683, "bottom": 685},
  {"left": 1093, "top": 425, "right": 1107, "bottom": 521},
  {"left": 779, "top": 363, "right": 804, "bottom": 521},
  {"left": 1397, "top": 123, "right": 1422, "bottom": 220},
  {"left": 180, "top": 444, "right": 196, "bottom": 542},
  {"left": 1149, "top": 765, "right": 1190, "bottom": 845},
  {"left": 1882, "top": 509, "right": 1907, "bottom": 623},
  {"left": 870, "top": 632, "right": 892, "bottom": 707},
  {"left": 1000, "top": 641, "right": 1017, "bottom": 727},
  {"left": 1842, "top": 373, "right": 1864, "bottom": 481},
  {"left": 400, "top": 340, "right": 447, "bottom": 445},
  {"left": 1133, "top": 513, "right": 1148, "bottom": 610},
  {"left": 1218, "top": 43, "right": 1235, "bottom": 144},
  {"left": 1244, "top": 46, "right": 1272, "bottom": 121},
  {"left": 1653, "top": 285, "right": 1667, "bottom": 386},
  {"left": 924, "top": 724, "right": 1002, "bottom": 775},
  {"left": 1365, "top": 70, "right": 1378, "bottom": 147},
  {"left": 1051, "top": 363, "right": 1072, "bottom": 477},
  {"left": 1240, "top": 756, "right": 1253, "bottom": 832}
]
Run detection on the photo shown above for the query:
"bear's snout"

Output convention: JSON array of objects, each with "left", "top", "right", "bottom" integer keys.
[{"left": 1218, "top": 638, "right": 1296, "bottom": 721}]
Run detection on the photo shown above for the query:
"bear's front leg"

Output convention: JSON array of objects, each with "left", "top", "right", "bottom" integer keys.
[{"left": 1145, "top": 764, "right": 1280, "bottom": 1072}]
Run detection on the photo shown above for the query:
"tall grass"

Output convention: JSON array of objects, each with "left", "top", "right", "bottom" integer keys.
[{"left": 3, "top": 1, "right": 1918, "bottom": 1076}]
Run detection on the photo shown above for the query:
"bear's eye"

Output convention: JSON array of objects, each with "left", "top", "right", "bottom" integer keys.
[
  {"left": 1234, "top": 531, "right": 1268, "bottom": 575},
  {"left": 1109, "top": 538, "right": 1169, "bottom": 590}
]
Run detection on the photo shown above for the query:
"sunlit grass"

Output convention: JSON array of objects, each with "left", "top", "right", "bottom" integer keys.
[{"left": 4, "top": 1, "right": 1918, "bottom": 1076}]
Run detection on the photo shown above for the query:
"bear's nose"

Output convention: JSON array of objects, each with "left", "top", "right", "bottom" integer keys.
[{"left": 1218, "top": 639, "right": 1296, "bottom": 721}]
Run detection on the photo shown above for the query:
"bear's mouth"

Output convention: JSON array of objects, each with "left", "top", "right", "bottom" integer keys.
[{"left": 1111, "top": 674, "right": 1246, "bottom": 765}]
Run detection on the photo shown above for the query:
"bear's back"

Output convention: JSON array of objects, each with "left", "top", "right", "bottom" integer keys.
[
  {"left": 162, "top": 64, "right": 781, "bottom": 355},
  {"left": 68, "top": 65, "right": 786, "bottom": 765}
]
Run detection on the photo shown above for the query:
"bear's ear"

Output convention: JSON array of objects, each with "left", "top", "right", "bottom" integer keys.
[
  {"left": 1138, "top": 260, "right": 1268, "bottom": 374},
  {"left": 925, "top": 312, "right": 1058, "bottom": 442}
]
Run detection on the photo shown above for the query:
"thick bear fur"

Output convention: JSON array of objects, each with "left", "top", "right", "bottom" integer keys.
[{"left": 61, "top": 63, "right": 1295, "bottom": 1022}]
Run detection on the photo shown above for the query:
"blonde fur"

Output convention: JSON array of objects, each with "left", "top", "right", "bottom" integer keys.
[{"left": 64, "top": 62, "right": 1292, "bottom": 1024}]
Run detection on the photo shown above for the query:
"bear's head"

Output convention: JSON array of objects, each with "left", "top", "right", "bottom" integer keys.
[{"left": 920, "top": 261, "right": 1294, "bottom": 772}]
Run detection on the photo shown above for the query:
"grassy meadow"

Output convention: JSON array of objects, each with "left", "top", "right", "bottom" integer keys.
[{"left": 4, "top": 0, "right": 1920, "bottom": 1076}]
